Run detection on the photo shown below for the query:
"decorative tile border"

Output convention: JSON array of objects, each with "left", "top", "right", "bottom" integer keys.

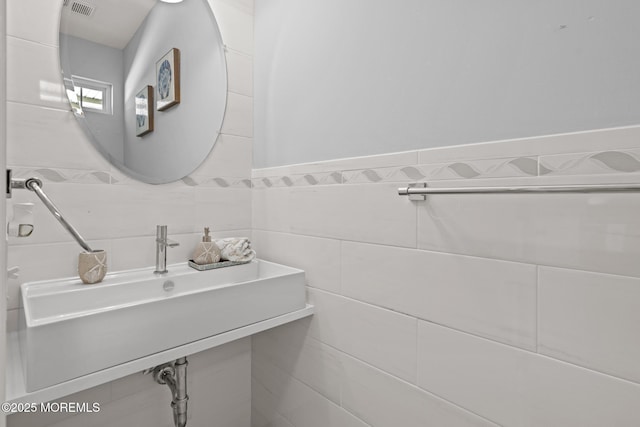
[
  {"left": 9, "top": 168, "right": 114, "bottom": 185},
  {"left": 13, "top": 150, "right": 640, "bottom": 190},
  {"left": 181, "top": 176, "right": 253, "bottom": 188},
  {"left": 252, "top": 149, "right": 640, "bottom": 189},
  {"left": 9, "top": 167, "right": 253, "bottom": 188},
  {"left": 252, "top": 172, "right": 343, "bottom": 189},
  {"left": 540, "top": 149, "right": 640, "bottom": 176}
]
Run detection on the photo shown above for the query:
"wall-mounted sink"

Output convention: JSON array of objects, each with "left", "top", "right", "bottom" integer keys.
[{"left": 19, "top": 260, "right": 306, "bottom": 392}]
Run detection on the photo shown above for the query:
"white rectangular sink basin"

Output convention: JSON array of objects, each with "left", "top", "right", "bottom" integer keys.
[{"left": 19, "top": 259, "right": 305, "bottom": 392}]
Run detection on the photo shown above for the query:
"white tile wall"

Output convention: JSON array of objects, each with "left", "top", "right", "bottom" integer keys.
[
  {"left": 6, "top": 103, "right": 110, "bottom": 171},
  {"left": 341, "top": 241, "right": 537, "bottom": 350},
  {"left": 252, "top": 230, "right": 341, "bottom": 292},
  {"left": 417, "top": 322, "right": 640, "bottom": 427},
  {"left": 6, "top": 0, "right": 61, "bottom": 47},
  {"left": 6, "top": 37, "right": 67, "bottom": 109},
  {"left": 538, "top": 266, "right": 640, "bottom": 384},
  {"left": 252, "top": 322, "right": 342, "bottom": 404},
  {"left": 417, "top": 190, "right": 640, "bottom": 278},
  {"left": 305, "top": 288, "right": 417, "bottom": 383},
  {"left": 252, "top": 354, "right": 369, "bottom": 427},
  {"left": 6, "top": 0, "right": 255, "bottom": 426},
  {"left": 222, "top": 92, "right": 254, "bottom": 138},
  {"left": 252, "top": 126, "right": 640, "bottom": 427},
  {"left": 227, "top": 50, "right": 254, "bottom": 97},
  {"left": 340, "top": 354, "right": 497, "bottom": 427},
  {"left": 287, "top": 184, "right": 417, "bottom": 247}
]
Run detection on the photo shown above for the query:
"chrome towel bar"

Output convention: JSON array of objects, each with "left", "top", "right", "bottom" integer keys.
[
  {"left": 7, "top": 171, "right": 94, "bottom": 252},
  {"left": 398, "top": 182, "right": 640, "bottom": 201}
]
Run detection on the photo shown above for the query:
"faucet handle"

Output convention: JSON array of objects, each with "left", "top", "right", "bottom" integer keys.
[
  {"left": 156, "top": 225, "right": 179, "bottom": 247},
  {"left": 165, "top": 239, "right": 180, "bottom": 248}
]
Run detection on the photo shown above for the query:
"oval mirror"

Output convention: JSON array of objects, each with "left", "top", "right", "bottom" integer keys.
[{"left": 59, "top": 0, "right": 227, "bottom": 184}]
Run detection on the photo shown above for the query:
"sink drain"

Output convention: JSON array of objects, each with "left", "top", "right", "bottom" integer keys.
[{"left": 163, "top": 280, "right": 175, "bottom": 292}]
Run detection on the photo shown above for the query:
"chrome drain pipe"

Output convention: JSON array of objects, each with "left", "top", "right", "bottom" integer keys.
[
  {"left": 149, "top": 357, "right": 189, "bottom": 427},
  {"left": 172, "top": 358, "right": 188, "bottom": 427}
]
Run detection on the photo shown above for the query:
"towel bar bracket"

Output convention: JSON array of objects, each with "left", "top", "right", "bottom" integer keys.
[
  {"left": 5, "top": 169, "right": 94, "bottom": 252},
  {"left": 405, "top": 182, "right": 427, "bottom": 201}
]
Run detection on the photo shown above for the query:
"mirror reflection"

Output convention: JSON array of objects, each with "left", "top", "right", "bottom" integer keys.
[{"left": 59, "top": 0, "right": 227, "bottom": 184}]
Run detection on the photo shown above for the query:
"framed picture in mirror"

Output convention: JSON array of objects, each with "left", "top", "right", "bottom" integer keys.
[
  {"left": 135, "top": 85, "right": 154, "bottom": 137},
  {"left": 156, "top": 48, "right": 181, "bottom": 111}
]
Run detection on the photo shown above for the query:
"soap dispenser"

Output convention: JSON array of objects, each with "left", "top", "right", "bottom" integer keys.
[{"left": 191, "top": 227, "right": 221, "bottom": 265}]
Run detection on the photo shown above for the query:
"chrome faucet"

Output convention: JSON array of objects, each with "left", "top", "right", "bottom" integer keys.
[{"left": 155, "top": 225, "right": 179, "bottom": 274}]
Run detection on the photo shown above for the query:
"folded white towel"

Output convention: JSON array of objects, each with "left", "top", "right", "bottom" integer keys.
[{"left": 213, "top": 237, "right": 256, "bottom": 262}]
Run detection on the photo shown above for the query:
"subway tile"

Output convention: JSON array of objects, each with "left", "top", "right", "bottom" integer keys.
[
  {"left": 341, "top": 354, "right": 497, "bottom": 427},
  {"left": 7, "top": 37, "right": 67, "bottom": 109},
  {"left": 252, "top": 187, "right": 293, "bottom": 233},
  {"left": 189, "top": 352, "right": 251, "bottom": 427},
  {"left": 307, "top": 288, "right": 417, "bottom": 383},
  {"left": 252, "top": 379, "right": 279, "bottom": 427},
  {"left": 341, "top": 242, "right": 537, "bottom": 349},
  {"left": 417, "top": 182, "right": 640, "bottom": 277},
  {"left": 417, "top": 321, "right": 640, "bottom": 427},
  {"left": 289, "top": 183, "right": 417, "bottom": 248},
  {"left": 215, "top": 0, "right": 254, "bottom": 16},
  {"left": 252, "top": 378, "right": 298, "bottom": 427},
  {"left": 538, "top": 266, "right": 640, "bottom": 384},
  {"left": 252, "top": 230, "right": 341, "bottom": 292},
  {"left": 221, "top": 92, "right": 254, "bottom": 138},
  {"left": 227, "top": 50, "right": 253, "bottom": 97},
  {"left": 8, "top": 182, "right": 196, "bottom": 244},
  {"left": 209, "top": 0, "right": 254, "bottom": 55},
  {"left": 7, "top": 102, "right": 110, "bottom": 171},
  {"left": 194, "top": 187, "right": 252, "bottom": 231},
  {"left": 192, "top": 134, "right": 253, "bottom": 179},
  {"left": 7, "top": 0, "right": 61, "bottom": 46},
  {"left": 110, "top": 233, "right": 200, "bottom": 272},
  {"left": 253, "top": 323, "right": 342, "bottom": 404},
  {"left": 252, "top": 355, "right": 368, "bottom": 427}
]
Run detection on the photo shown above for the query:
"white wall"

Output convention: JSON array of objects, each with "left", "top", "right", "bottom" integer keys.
[
  {"left": 5, "top": 0, "right": 254, "bottom": 425},
  {"left": 254, "top": 0, "right": 640, "bottom": 168}
]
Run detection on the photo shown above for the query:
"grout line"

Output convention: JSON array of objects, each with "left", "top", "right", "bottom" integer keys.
[
  {"left": 338, "top": 351, "right": 501, "bottom": 426},
  {"left": 248, "top": 228, "right": 640, "bottom": 280},
  {"left": 308, "top": 284, "right": 533, "bottom": 351},
  {"left": 305, "top": 285, "right": 640, "bottom": 387},
  {"left": 6, "top": 100, "right": 69, "bottom": 112},
  {"left": 7, "top": 34, "right": 58, "bottom": 49},
  {"left": 535, "top": 265, "right": 540, "bottom": 353},
  {"left": 417, "top": 318, "right": 640, "bottom": 387}
]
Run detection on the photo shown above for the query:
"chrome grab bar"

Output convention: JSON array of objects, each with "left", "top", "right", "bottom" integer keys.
[
  {"left": 9, "top": 174, "right": 94, "bottom": 252},
  {"left": 398, "top": 182, "right": 640, "bottom": 201}
]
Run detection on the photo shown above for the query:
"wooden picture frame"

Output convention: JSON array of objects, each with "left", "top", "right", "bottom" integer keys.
[
  {"left": 135, "top": 85, "right": 154, "bottom": 137},
  {"left": 156, "top": 48, "right": 181, "bottom": 111}
]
